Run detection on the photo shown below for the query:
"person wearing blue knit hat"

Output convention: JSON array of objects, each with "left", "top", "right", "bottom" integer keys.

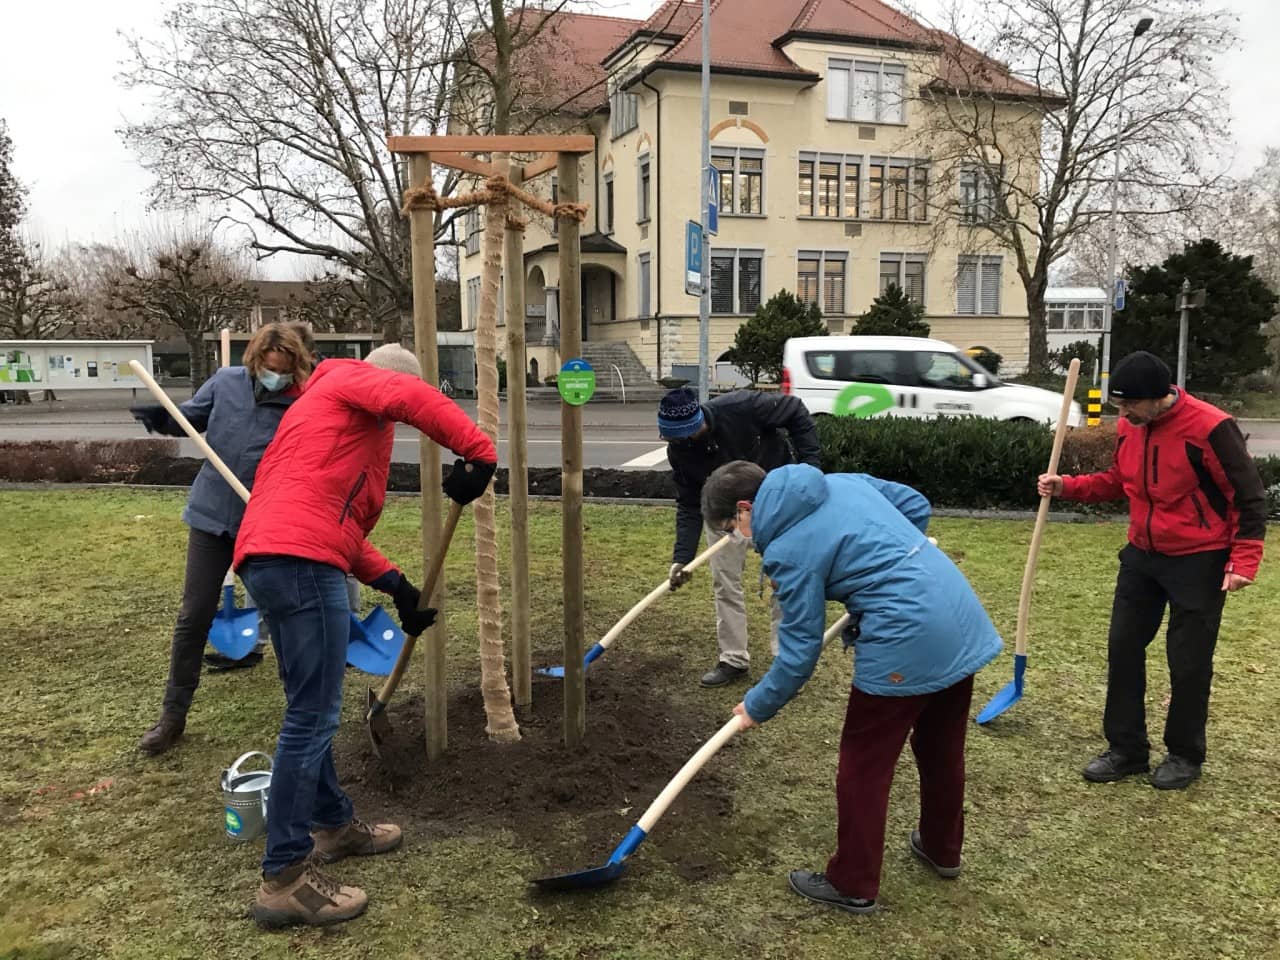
[{"left": 658, "top": 386, "right": 821, "bottom": 686}]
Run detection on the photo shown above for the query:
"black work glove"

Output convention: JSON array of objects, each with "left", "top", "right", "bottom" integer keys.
[
  {"left": 442, "top": 458, "right": 496, "bottom": 505},
  {"left": 130, "top": 404, "right": 181, "bottom": 436},
  {"left": 392, "top": 574, "right": 437, "bottom": 636},
  {"left": 841, "top": 616, "right": 862, "bottom": 650}
]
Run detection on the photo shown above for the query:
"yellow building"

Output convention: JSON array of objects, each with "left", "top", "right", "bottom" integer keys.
[{"left": 457, "top": 0, "right": 1054, "bottom": 386}]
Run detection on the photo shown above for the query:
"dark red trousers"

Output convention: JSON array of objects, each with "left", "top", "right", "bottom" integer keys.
[{"left": 825, "top": 674, "right": 974, "bottom": 900}]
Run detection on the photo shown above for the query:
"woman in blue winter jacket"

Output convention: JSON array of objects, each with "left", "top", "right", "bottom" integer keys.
[
  {"left": 131, "top": 322, "right": 315, "bottom": 755},
  {"left": 701, "top": 460, "right": 1004, "bottom": 915}
]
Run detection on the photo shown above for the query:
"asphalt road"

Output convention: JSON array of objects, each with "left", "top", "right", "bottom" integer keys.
[{"left": 4, "top": 389, "right": 1280, "bottom": 469}]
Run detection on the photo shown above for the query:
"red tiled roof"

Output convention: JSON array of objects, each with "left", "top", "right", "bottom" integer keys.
[
  {"left": 789, "top": 0, "right": 926, "bottom": 45},
  {"left": 657, "top": 0, "right": 818, "bottom": 80},
  {"left": 502, "top": 10, "right": 639, "bottom": 115},
  {"left": 522, "top": 0, "right": 1052, "bottom": 111}
]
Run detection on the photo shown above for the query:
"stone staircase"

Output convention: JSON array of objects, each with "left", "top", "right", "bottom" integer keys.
[{"left": 576, "top": 341, "right": 665, "bottom": 403}]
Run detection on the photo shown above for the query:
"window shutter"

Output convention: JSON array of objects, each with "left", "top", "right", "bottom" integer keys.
[
  {"left": 853, "top": 66, "right": 878, "bottom": 122},
  {"left": 880, "top": 68, "right": 904, "bottom": 123},
  {"left": 980, "top": 258, "right": 1001, "bottom": 314},
  {"left": 827, "top": 63, "right": 851, "bottom": 119},
  {"left": 738, "top": 255, "right": 762, "bottom": 313},
  {"left": 797, "top": 256, "right": 820, "bottom": 307},
  {"left": 957, "top": 259, "right": 977, "bottom": 314},
  {"left": 904, "top": 259, "right": 925, "bottom": 304},
  {"left": 710, "top": 255, "right": 735, "bottom": 314},
  {"left": 823, "top": 259, "right": 845, "bottom": 316}
]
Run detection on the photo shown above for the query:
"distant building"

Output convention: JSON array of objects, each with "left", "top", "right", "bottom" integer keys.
[{"left": 1044, "top": 286, "right": 1107, "bottom": 353}]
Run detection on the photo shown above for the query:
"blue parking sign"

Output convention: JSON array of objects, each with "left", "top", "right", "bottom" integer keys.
[{"left": 685, "top": 220, "right": 703, "bottom": 297}]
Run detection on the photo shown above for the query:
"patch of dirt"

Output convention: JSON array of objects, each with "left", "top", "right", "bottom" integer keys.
[
  {"left": 335, "top": 651, "right": 763, "bottom": 885},
  {"left": 130, "top": 457, "right": 677, "bottom": 500}
]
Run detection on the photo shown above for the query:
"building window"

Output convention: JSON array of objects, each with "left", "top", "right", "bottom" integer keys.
[
  {"left": 827, "top": 59, "right": 906, "bottom": 124},
  {"left": 710, "top": 249, "right": 763, "bottom": 315},
  {"left": 880, "top": 253, "right": 926, "bottom": 303},
  {"left": 711, "top": 146, "right": 764, "bottom": 215},
  {"left": 866, "top": 158, "right": 929, "bottom": 222},
  {"left": 638, "top": 155, "right": 651, "bottom": 223},
  {"left": 638, "top": 252, "right": 651, "bottom": 317},
  {"left": 798, "top": 152, "right": 865, "bottom": 219},
  {"left": 466, "top": 277, "right": 481, "bottom": 329},
  {"left": 1047, "top": 302, "right": 1105, "bottom": 331},
  {"left": 957, "top": 255, "right": 1002, "bottom": 315},
  {"left": 603, "top": 174, "right": 615, "bottom": 234},
  {"left": 797, "top": 250, "right": 847, "bottom": 316},
  {"left": 610, "top": 86, "right": 638, "bottom": 139},
  {"left": 959, "top": 164, "right": 1001, "bottom": 223},
  {"left": 464, "top": 208, "right": 480, "bottom": 256}
]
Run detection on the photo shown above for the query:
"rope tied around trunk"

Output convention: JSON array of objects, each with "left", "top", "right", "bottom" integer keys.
[{"left": 401, "top": 173, "right": 587, "bottom": 224}]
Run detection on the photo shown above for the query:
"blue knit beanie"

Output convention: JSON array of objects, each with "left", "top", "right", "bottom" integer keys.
[{"left": 658, "top": 387, "right": 705, "bottom": 438}]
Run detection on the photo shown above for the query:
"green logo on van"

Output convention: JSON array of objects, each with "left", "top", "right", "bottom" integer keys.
[{"left": 832, "top": 383, "right": 895, "bottom": 419}]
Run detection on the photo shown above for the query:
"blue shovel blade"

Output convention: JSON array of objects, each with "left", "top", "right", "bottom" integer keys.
[
  {"left": 346, "top": 606, "right": 406, "bottom": 676},
  {"left": 530, "top": 824, "right": 646, "bottom": 892},
  {"left": 208, "top": 586, "right": 259, "bottom": 660},
  {"left": 535, "top": 643, "right": 606, "bottom": 679},
  {"left": 975, "top": 653, "right": 1027, "bottom": 725},
  {"left": 530, "top": 861, "right": 627, "bottom": 891}
]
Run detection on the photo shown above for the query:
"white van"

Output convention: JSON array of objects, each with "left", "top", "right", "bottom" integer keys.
[{"left": 782, "top": 336, "right": 1081, "bottom": 427}]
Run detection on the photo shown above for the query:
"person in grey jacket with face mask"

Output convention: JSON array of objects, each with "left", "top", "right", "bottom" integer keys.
[{"left": 130, "top": 322, "right": 315, "bottom": 755}]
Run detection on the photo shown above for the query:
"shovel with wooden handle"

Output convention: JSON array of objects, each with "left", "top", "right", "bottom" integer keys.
[
  {"left": 976, "top": 358, "right": 1080, "bottom": 725},
  {"left": 366, "top": 500, "right": 464, "bottom": 756},
  {"left": 536, "top": 534, "right": 736, "bottom": 678}
]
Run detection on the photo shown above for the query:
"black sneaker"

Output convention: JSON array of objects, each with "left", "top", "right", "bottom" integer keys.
[
  {"left": 1082, "top": 750, "right": 1150, "bottom": 783},
  {"left": 787, "top": 870, "right": 876, "bottom": 914},
  {"left": 700, "top": 661, "right": 748, "bottom": 687},
  {"left": 909, "top": 830, "right": 962, "bottom": 879},
  {"left": 1151, "top": 754, "right": 1201, "bottom": 790}
]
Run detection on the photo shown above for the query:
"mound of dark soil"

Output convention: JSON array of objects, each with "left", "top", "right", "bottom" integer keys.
[{"left": 335, "top": 650, "right": 770, "bottom": 885}]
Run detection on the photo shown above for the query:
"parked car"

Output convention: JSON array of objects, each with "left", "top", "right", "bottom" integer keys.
[{"left": 782, "top": 336, "right": 1081, "bottom": 427}]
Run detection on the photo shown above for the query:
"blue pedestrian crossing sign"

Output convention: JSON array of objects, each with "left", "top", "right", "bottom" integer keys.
[
  {"left": 685, "top": 220, "right": 703, "bottom": 297},
  {"left": 706, "top": 166, "right": 720, "bottom": 237},
  {"left": 1114, "top": 278, "right": 1126, "bottom": 312}
]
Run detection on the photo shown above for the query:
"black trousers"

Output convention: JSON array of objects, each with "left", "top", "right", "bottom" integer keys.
[
  {"left": 1104, "top": 544, "right": 1228, "bottom": 766},
  {"left": 162, "top": 528, "right": 239, "bottom": 715}
]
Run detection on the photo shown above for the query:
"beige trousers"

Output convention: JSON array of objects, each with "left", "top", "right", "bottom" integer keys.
[{"left": 704, "top": 524, "right": 782, "bottom": 669}]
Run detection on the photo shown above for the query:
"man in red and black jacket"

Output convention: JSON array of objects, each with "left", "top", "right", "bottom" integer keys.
[
  {"left": 1039, "top": 351, "right": 1265, "bottom": 791},
  {"left": 234, "top": 344, "right": 496, "bottom": 929}
]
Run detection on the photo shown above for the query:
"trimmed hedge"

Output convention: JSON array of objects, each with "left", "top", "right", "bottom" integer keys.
[{"left": 817, "top": 415, "right": 1280, "bottom": 516}]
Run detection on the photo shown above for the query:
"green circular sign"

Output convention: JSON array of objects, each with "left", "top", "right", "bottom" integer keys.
[{"left": 558, "top": 359, "right": 596, "bottom": 406}]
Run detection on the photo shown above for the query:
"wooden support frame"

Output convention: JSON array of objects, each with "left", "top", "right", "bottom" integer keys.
[
  {"left": 389, "top": 132, "right": 590, "bottom": 751},
  {"left": 557, "top": 152, "right": 585, "bottom": 749},
  {"left": 389, "top": 135, "right": 594, "bottom": 155},
  {"left": 505, "top": 157, "right": 532, "bottom": 710},
  {"left": 405, "top": 153, "right": 449, "bottom": 762}
]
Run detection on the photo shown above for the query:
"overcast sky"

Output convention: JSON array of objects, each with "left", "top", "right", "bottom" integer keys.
[{"left": 3, "top": 0, "right": 1277, "bottom": 277}]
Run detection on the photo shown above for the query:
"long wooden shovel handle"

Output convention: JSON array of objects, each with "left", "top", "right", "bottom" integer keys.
[
  {"left": 372, "top": 499, "right": 464, "bottom": 706},
  {"left": 1014, "top": 358, "right": 1080, "bottom": 656},
  {"left": 598, "top": 534, "right": 735, "bottom": 651},
  {"left": 636, "top": 715, "right": 745, "bottom": 833},
  {"left": 128, "top": 360, "right": 251, "bottom": 504}
]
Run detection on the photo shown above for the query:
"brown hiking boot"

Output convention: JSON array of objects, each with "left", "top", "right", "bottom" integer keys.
[
  {"left": 252, "top": 855, "right": 368, "bottom": 929},
  {"left": 138, "top": 713, "right": 186, "bottom": 755},
  {"left": 311, "top": 818, "right": 403, "bottom": 865}
]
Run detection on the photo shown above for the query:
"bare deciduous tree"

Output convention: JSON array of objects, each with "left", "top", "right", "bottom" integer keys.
[
  {"left": 104, "top": 232, "right": 255, "bottom": 386},
  {"left": 908, "top": 0, "right": 1236, "bottom": 372},
  {"left": 120, "top": 0, "right": 463, "bottom": 343}
]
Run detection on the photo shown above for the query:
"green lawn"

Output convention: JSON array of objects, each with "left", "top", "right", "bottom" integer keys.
[{"left": 2, "top": 490, "right": 1278, "bottom": 960}]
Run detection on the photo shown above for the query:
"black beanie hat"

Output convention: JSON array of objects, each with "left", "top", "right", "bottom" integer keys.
[{"left": 1109, "top": 351, "right": 1172, "bottom": 400}]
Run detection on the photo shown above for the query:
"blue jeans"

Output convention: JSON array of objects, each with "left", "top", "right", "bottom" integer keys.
[{"left": 241, "top": 557, "right": 355, "bottom": 875}]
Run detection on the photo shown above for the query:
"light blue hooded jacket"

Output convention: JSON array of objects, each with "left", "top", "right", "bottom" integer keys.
[{"left": 742, "top": 464, "right": 1004, "bottom": 723}]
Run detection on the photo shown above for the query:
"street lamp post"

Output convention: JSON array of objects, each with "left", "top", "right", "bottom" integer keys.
[
  {"left": 697, "top": 0, "right": 711, "bottom": 402},
  {"left": 1100, "top": 16, "right": 1153, "bottom": 403}
]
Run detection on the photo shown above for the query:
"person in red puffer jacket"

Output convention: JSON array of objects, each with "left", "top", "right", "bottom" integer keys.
[
  {"left": 1039, "top": 351, "right": 1265, "bottom": 791},
  {"left": 234, "top": 344, "right": 496, "bottom": 930}
]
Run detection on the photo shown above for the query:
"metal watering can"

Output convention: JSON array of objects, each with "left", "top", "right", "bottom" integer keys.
[{"left": 221, "top": 751, "right": 272, "bottom": 842}]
